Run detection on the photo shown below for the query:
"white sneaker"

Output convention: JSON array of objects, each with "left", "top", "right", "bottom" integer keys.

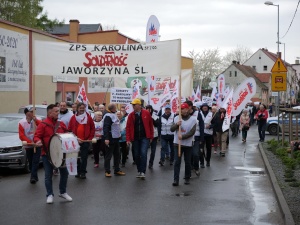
[
  {"left": 46, "top": 195, "right": 54, "bottom": 204},
  {"left": 136, "top": 172, "right": 142, "bottom": 178},
  {"left": 59, "top": 193, "right": 73, "bottom": 202},
  {"left": 140, "top": 172, "right": 145, "bottom": 179}
]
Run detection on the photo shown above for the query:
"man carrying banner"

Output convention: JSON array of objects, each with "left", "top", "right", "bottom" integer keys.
[
  {"left": 34, "top": 104, "right": 72, "bottom": 204},
  {"left": 171, "top": 103, "right": 197, "bottom": 186},
  {"left": 126, "top": 98, "right": 153, "bottom": 179},
  {"left": 68, "top": 103, "right": 95, "bottom": 179}
]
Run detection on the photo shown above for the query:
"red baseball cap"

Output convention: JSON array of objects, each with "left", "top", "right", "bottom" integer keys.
[{"left": 181, "top": 103, "right": 189, "bottom": 109}]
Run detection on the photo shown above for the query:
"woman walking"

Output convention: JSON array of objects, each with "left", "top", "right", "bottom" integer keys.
[{"left": 240, "top": 109, "right": 250, "bottom": 142}]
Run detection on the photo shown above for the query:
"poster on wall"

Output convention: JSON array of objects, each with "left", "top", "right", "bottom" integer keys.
[
  {"left": 88, "top": 77, "right": 114, "bottom": 93},
  {"left": 0, "top": 28, "right": 29, "bottom": 91}
]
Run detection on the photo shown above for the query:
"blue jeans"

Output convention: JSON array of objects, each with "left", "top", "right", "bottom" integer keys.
[
  {"left": 78, "top": 142, "right": 90, "bottom": 175},
  {"left": 42, "top": 156, "right": 68, "bottom": 197},
  {"left": 26, "top": 147, "right": 41, "bottom": 180},
  {"left": 149, "top": 137, "right": 158, "bottom": 165},
  {"left": 160, "top": 135, "right": 174, "bottom": 162},
  {"left": 174, "top": 145, "right": 192, "bottom": 181},
  {"left": 258, "top": 122, "right": 266, "bottom": 141},
  {"left": 133, "top": 138, "right": 150, "bottom": 173}
]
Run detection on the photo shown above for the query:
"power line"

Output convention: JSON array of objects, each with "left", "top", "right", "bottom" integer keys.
[{"left": 281, "top": 0, "right": 300, "bottom": 38}]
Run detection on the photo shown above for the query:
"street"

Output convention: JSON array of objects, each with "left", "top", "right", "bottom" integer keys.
[{"left": 0, "top": 128, "right": 283, "bottom": 225}]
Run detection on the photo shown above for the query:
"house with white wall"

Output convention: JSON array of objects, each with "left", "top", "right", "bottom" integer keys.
[
  {"left": 222, "top": 61, "right": 269, "bottom": 104},
  {"left": 244, "top": 48, "right": 297, "bottom": 105}
]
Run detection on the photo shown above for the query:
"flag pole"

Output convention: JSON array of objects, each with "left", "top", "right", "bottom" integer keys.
[
  {"left": 31, "top": 37, "right": 36, "bottom": 153},
  {"left": 178, "top": 40, "right": 182, "bottom": 157}
]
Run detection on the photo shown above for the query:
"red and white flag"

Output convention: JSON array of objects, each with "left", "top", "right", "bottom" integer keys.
[
  {"left": 161, "top": 83, "right": 172, "bottom": 105},
  {"left": 132, "top": 82, "right": 140, "bottom": 100},
  {"left": 76, "top": 82, "right": 89, "bottom": 111},
  {"left": 218, "top": 74, "right": 225, "bottom": 96},
  {"left": 195, "top": 85, "right": 201, "bottom": 101},
  {"left": 222, "top": 88, "right": 234, "bottom": 132},
  {"left": 147, "top": 76, "right": 156, "bottom": 104}
]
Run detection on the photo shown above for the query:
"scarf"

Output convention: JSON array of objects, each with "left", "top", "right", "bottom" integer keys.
[{"left": 75, "top": 113, "right": 87, "bottom": 124}]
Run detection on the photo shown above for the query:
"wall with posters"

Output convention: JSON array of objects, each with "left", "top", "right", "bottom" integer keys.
[
  {"left": 0, "top": 20, "right": 71, "bottom": 113},
  {"left": 0, "top": 22, "right": 29, "bottom": 113}
]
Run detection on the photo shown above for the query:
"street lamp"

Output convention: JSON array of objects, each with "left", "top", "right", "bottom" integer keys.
[
  {"left": 265, "top": 1, "right": 280, "bottom": 140},
  {"left": 265, "top": 1, "right": 280, "bottom": 56}
]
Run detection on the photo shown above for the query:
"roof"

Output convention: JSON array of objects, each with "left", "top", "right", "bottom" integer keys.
[
  {"left": 233, "top": 64, "right": 268, "bottom": 89},
  {"left": 0, "top": 19, "right": 71, "bottom": 43},
  {"left": 48, "top": 24, "right": 102, "bottom": 35},
  {"left": 260, "top": 48, "right": 291, "bottom": 66},
  {"left": 256, "top": 73, "right": 271, "bottom": 83}
]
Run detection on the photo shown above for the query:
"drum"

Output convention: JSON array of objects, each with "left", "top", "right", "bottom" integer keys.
[{"left": 48, "top": 133, "right": 79, "bottom": 168}]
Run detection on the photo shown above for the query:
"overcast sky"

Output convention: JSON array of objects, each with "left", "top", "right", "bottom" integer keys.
[{"left": 43, "top": 0, "right": 299, "bottom": 63}]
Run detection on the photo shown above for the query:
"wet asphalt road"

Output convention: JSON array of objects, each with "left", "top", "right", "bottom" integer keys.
[{"left": 0, "top": 128, "right": 283, "bottom": 225}]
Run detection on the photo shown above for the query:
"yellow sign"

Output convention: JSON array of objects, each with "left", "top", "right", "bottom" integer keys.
[
  {"left": 271, "top": 72, "right": 287, "bottom": 91},
  {"left": 271, "top": 57, "right": 287, "bottom": 73}
]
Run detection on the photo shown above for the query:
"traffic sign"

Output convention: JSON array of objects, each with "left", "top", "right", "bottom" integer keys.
[
  {"left": 271, "top": 57, "right": 287, "bottom": 73},
  {"left": 271, "top": 72, "right": 287, "bottom": 91}
]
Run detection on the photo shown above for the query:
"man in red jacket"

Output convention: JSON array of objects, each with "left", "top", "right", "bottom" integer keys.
[
  {"left": 68, "top": 102, "right": 95, "bottom": 179},
  {"left": 126, "top": 98, "right": 153, "bottom": 179},
  {"left": 34, "top": 104, "right": 72, "bottom": 204}
]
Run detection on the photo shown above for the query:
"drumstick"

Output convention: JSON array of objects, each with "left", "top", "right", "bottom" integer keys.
[{"left": 80, "top": 138, "right": 97, "bottom": 143}]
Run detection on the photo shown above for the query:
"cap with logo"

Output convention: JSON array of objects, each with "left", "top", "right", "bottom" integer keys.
[
  {"left": 165, "top": 104, "right": 171, "bottom": 109},
  {"left": 24, "top": 107, "right": 34, "bottom": 114}
]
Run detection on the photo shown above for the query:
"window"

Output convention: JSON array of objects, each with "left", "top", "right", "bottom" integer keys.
[
  {"left": 263, "top": 65, "right": 267, "bottom": 71},
  {"left": 252, "top": 66, "right": 256, "bottom": 71},
  {"left": 229, "top": 71, "right": 232, "bottom": 77},
  {"left": 234, "top": 71, "right": 237, "bottom": 77}
]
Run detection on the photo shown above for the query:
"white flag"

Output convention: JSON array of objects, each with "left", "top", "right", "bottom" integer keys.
[
  {"left": 147, "top": 76, "right": 156, "bottom": 104},
  {"left": 132, "top": 82, "right": 140, "bottom": 100},
  {"left": 161, "top": 83, "right": 172, "bottom": 105},
  {"left": 76, "top": 81, "right": 89, "bottom": 111},
  {"left": 195, "top": 85, "right": 201, "bottom": 101},
  {"left": 222, "top": 88, "right": 234, "bottom": 132}
]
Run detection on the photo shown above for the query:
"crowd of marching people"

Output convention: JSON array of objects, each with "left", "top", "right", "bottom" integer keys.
[{"left": 18, "top": 98, "right": 269, "bottom": 203}]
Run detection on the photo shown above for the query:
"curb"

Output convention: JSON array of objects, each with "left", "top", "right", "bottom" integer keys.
[{"left": 258, "top": 143, "right": 295, "bottom": 225}]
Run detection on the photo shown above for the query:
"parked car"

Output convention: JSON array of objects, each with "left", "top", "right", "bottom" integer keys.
[
  {"left": 18, "top": 105, "right": 47, "bottom": 117},
  {"left": 0, "top": 113, "right": 44, "bottom": 173},
  {"left": 266, "top": 107, "right": 300, "bottom": 135}
]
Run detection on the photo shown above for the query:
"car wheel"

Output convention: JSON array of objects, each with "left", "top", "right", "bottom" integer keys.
[
  {"left": 268, "top": 124, "right": 280, "bottom": 135},
  {"left": 22, "top": 158, "right": 30, "bottom": 174}
]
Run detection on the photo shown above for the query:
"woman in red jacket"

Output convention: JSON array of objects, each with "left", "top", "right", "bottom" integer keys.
[{"left": 255, "top": 104, "right": 269, "bottom": 142}]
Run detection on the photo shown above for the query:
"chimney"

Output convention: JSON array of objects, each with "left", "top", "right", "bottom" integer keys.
[
  {"left": 69, "top": 19, "right": 80, "bottom": 42},
  {"left": 232, "top": 60, "right": 237, "bottom": 64}
]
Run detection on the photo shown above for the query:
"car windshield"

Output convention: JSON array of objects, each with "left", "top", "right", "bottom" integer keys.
[
  {"left": 18, "top": 107, "right": 46, "bottom": 117},
  {"left": 0, "top": 117, "right": 21, "bottom": 133}
]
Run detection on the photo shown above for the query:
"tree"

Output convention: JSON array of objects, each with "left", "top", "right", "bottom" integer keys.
[
  {"left": 189, "top": 49, "right": 224, "bottom": 89},
  {"left": 0, "top": 0, "right": 64, "bottom": 30},
  {"left": 222, "top": 45, "right": 253, "bottom": 68}
]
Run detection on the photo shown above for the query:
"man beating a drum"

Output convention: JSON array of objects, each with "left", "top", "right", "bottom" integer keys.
[{"left": 34, "top": 104, "right": 73, "bottom": 204}]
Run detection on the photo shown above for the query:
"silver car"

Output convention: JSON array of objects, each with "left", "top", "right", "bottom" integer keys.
[{"left": 0, "top": 113, "right": 43, "bottom": 172}]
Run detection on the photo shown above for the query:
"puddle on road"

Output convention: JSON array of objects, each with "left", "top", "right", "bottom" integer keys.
[
  {"left": 234, "top": 166, "right": 265, "bottom": 175},
  {"left": 173, "top": 191, "right": 192, "bottom": 197}
]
